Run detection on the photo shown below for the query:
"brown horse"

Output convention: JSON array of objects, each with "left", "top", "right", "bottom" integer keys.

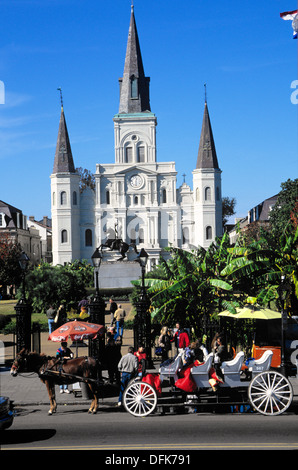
[{"left": 10, "top": 349, "right": 102, "bottom": 415}]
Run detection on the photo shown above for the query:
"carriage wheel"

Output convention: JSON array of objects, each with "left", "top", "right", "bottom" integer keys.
[
  {"left": 248, "top": 371, "right": 293, "bottom": 416},
  {"left": 123, "top": 381, "right": 157, "bottom": 417}
]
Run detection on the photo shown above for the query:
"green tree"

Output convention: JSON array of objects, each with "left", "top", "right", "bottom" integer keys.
[
  {"left": 222, "top": 196, "right": 236, "bottom": 228},
  {"left": 132, "top": 233, "right": 236, "bottom": 338},
  {"left": 76, "top": 167, "right": 95, "bottom": 193},
  {"left": 269, "top": 178, "right": 298, "bottom": 238},
  {"left": 221, "top": 226, "right": 298, "bottom": 315},
  {"left": 0, "top": 233, "right": 23, "bottom": 288},
  {"left": 21, "top": 260, "right": 94, "bottom": 314}
]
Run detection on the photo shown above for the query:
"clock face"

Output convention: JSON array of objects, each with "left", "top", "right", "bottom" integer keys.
[{"left": 130, "top": 174, "right": 143, "bottom": 189}]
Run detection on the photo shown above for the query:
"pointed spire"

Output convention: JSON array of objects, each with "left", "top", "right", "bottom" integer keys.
[
  {"left": 53, "top": 94, "right": 75, "bottom": 174},
  {"left": 196, "top": 102, "right": 219, "bottom": 170},
  {"left": 118, "top": 5, "right": 150, "bottom": 113}
]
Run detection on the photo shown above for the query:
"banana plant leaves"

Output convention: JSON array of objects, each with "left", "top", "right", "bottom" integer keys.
[{"left": 218, "top": 305, "right": 281, "bottom": 320}]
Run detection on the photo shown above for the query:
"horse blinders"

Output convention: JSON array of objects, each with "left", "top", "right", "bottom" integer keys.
[{"left": 10, "top": 354, "right": 27, "bottom": 376}]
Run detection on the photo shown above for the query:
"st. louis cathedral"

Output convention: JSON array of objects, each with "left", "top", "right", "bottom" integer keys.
[{"left": 50, "top": 6, "right": 222, "bottom": 272}]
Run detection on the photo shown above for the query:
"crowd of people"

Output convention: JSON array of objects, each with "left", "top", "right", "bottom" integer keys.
[
  {"left": 156, "top": 324, "right": 231, "bottom": 392},
  {"left": 157, "top": 322, "right": 191, "bottom": 361},
  {"left": 48, "top": 297, "right": 231, "bottom": 404}
]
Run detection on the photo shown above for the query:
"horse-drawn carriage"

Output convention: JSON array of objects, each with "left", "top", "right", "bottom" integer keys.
[{"left": 122, "top": 349, "right": 295, "bottom": 417}]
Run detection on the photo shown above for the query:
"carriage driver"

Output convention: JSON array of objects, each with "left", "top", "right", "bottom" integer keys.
[
  {"left": 56, "top": 342, "right": 74, "bottom": 393},
  {"left": 56, "top": 341, "right": 73, "bottom": 362}
]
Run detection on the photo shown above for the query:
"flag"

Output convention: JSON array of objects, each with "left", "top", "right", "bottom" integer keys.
[{"left": 280, "top": 9, "right": 298, "bottom": 39}]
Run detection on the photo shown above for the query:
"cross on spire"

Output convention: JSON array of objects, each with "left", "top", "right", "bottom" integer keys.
[{"left": 57, "top": 87, "right": 64, "bottom": 108}]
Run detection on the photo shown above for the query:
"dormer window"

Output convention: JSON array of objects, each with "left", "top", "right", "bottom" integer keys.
[
  {"left": 0, "top": 213, "right": 5, "bottom": 227},
  {"left": 130, "top": 75, "right": 138, "bottom": 99}
]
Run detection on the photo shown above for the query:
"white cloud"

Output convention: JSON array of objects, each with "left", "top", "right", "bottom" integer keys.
[{"left": 3, "top": 91, "right": 32, "bottom": 109}]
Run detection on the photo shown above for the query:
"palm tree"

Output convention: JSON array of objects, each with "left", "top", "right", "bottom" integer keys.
[
  {"left": 132, "top": 233, "right": 236, "bottom": 338},
  {"left": 221, "top": 226, "right": 298, "bottom": 314}
]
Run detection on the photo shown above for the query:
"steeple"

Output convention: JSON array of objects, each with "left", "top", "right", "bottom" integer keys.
[
  {"left": 196, "top": 102, "right": 219, "bottom": 170},
  {"left": 53, "top": 104, "right": 75, "bottom": 174},
  {"left": 118, "top": 5, "right": 151, "bottom": 114}
]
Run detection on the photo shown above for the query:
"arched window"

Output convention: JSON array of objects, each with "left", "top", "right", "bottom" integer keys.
[
  {"left": 125, "top": 146, "right": 133, "bottom": 163},
  {"left": 61, "top": 230, "right": 68, "bottom": 243},
  {"left": 205, "top": 187, "right": 211, "bottom": 201},
  {"left": 85, "top": 229, "right": 92, "bottom": 247},
  {"left": 137, "top": 146, "right": 145, "bottom": 162},
  {"left": 183, "top": 227, "right": 189, "bottom": 244},
  {"left": 206, "top": 226, "right": 212, "bottom": 240},
  {"left": 60, "top": 191, "right": 67, "bottom": 205},
  {"left": 106, "top": 190, "right": 110, "bottom": 205},
  {"left": 73, "top": 191, "right": 77, "bottom": 205},
  {"left": 162, "top": 189, "right": 167, "bottom": 204}
]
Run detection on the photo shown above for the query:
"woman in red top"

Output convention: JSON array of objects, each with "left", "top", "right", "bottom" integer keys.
[
  {"left": 134, "top": 345, "right": 146, "bottom": 376},
  {"left": 178, "top": 328, "right": 190, "bottom": 352}
]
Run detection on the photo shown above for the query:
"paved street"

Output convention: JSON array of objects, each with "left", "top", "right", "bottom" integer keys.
[{"left": 1, "top": 401, "right": 298, "bottom": 452}]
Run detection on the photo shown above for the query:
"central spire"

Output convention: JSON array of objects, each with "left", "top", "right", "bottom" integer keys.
[{"left": 118, "top": 5, "right": 151, "bottom": 113}]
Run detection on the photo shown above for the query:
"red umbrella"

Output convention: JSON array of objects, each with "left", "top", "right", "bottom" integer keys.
[{"left": 48, "top": 320, "right": 105, "bottom": 343}]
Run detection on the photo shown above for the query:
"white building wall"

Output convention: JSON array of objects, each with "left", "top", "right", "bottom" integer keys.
[{"left": 51, "top": 173, "right": 80, "bottom": 265}]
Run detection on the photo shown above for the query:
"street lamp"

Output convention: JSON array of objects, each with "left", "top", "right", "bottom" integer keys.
[
  {"left": 89, "top": 248, "right": 105, "bottom": 359},
  {"left": 134, "top": 248, "right": 153, "bottom": 368},
  {"left": 91, "top": 248, "right": 102, "bottom": 297},
  {"left": 15, "top": 251, "right": 32, "bottom": 353},
  {"left": 136, "top": 248, "right": 149, "bottom": 299},
  {"left": 278, "top": 275, "right": 290, "bottom": 375},
  {"left": 19, "top": 251, "right": 30, "bottom": 300}
]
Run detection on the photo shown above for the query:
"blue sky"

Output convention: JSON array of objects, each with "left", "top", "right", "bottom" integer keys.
[{"left": 0, "top": 0, "right": 297, "bottom": 223}]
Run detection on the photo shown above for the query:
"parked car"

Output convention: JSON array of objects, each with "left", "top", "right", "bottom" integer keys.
[{"left": 0, "top": 396, "right": 14, "bottom": 430}]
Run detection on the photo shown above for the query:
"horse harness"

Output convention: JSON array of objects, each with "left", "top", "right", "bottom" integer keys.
[{"left": 39, "top": 356, "right": 97, "bottom": 384}]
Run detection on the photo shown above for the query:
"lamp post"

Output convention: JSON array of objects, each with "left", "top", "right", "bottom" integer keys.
[
  {"left": 134, "top": 249, "right": 153, "bottom": 368},
  {"left": 278, "top": 275, "right": 290, "bottom": 375},
  {"left": 89, "top": 248, "right": 106, "bottom": 359},
  {"left": 14, "top": 251, "right": 32, "bottom": 353}
]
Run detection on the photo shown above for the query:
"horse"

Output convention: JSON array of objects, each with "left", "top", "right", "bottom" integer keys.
[
  {"left": 10, "top": 349, "right": 102, "bottom": 415},
  {"left": 100, "top": 238, "right": 138, "bottom": 260}
]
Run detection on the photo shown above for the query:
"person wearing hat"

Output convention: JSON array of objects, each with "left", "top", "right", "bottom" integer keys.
[{"left": 56, "top": 342, "right": 74, "bottom": 393}]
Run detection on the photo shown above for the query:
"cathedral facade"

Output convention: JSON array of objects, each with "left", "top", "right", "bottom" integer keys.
[{"left": 50, "top": 6, "right": 222, "bottom": 271}]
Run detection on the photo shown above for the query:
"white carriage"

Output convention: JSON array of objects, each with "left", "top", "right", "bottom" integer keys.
[{"left": 123, "top": 349, "right": 294, "bottom": 417}]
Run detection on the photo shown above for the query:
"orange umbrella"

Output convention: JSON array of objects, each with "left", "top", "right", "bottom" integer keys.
[{"left": 48, "top": 320, "right": 105, "bottom": 342}]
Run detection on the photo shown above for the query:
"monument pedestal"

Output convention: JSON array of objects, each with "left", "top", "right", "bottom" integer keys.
[{"left": 97, "top": 250, "right": 141, "bottom": 289}]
